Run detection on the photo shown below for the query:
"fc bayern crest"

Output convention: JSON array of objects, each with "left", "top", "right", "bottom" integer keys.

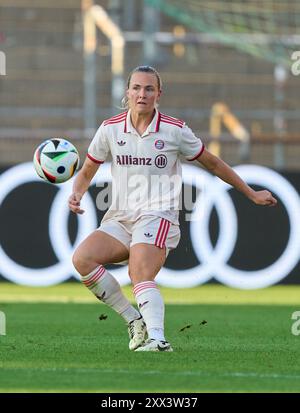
[{"left": 155, "top": 139, "right": 165, "bottom": 150}]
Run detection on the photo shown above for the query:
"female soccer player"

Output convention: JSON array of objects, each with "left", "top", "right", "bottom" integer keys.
[{"left": 69, "top": 66, "right": 277, "bottom": 352}]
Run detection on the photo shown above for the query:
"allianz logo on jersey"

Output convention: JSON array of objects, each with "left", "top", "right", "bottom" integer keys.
[
  {"left": 116, "top": 155, "right": 167, "bottom": 168},
  {"left": 116, "top": 155, "right": 152, "bottom": 166}
]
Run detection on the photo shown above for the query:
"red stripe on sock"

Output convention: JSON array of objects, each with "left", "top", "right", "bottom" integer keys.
[
  {"left": 133, "top": 281, "right": 157, "bottom": 296},
  {"left": 133, "top": 281, "right": 156, "bottom": 292},
  {"left": 83, "top": 266, "right": 106, "bottom": 287}
]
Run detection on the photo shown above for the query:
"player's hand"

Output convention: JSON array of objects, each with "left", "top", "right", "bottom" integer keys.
[
  {"left": 68, "top": 192, "right": 85, "bottom": 214},
  {"left": 250, "top": 190, "right": 277, "bottom": 207}
]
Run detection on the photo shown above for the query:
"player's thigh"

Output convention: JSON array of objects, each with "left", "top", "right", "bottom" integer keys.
[
  {"left": 128, "top": 243, "right": 166, "bottom": 284},
  {"left": 128, "top": 216, "right": 180, "bottom": 284},
  {"left": 73, "top": 230, "right": 129, "bottom": 274}
]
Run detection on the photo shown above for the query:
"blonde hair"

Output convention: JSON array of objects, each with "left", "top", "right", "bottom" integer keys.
[{"left": 121, "top": 65, "right": 162, "bottom": 110}]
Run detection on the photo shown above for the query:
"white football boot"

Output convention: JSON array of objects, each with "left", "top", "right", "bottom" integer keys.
[
  {"left": 134, "top": 338, "right": 173, "bottom": 352},
  {"left": 128, "top": 316, "right": 147, "bottom": 350}
]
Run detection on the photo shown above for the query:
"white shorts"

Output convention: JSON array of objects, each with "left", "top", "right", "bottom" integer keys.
[{"left": 98, "top": 215, "right": 181, "bottom": 262}]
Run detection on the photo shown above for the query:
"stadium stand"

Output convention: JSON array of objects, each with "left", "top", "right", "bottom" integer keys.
[{"left": 0, "top": 0, "right": 300, "bottom": 168}]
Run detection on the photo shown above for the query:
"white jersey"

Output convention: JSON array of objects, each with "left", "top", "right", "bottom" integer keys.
[{"left": 87, "top": 109, "right": 204, "bottom": 225}]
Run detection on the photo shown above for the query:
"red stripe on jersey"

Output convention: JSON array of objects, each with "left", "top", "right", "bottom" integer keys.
[
  {"left": 104, "top": 114, "right": 127, "bottom": 126},
  {"left": 160, "top": 113, "right": 184, "bottom": 125},
  {"left": 103, "top": 112, "right": 127, "bottom": 125},
  {"left": 188, "top": 144, "right": 205, "bottom": 161},
  {"left": 105, "top": 113, "right": 127, "bottom": 122},
  {"left": 160, "top": 118, "right": 184, "bottom": 128},
  {"left": 87, "top": 153, "right": 104, "bottom": 164},
  {"left": 155, "top": 112, "right": 162, "bottom": 132},
  {"left": 104, "top": 118, "right": 126, "bottom": 127},
  {"left": 160, "top": 114, "right": 184, "bottom": 126}
]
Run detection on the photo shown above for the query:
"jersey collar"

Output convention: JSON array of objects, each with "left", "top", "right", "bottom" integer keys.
[{"left": 124, "top": 109, "right": 161, "bottom": 136}]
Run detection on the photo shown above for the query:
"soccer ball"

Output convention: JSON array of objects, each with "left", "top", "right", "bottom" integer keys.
[{"left": 33, "top": 138, "right": 80, "bottom": 184}]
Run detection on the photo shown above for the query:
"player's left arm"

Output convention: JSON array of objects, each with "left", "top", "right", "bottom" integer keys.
[{"left": 196, "top": 148, "right": 277, "bottom": 206}]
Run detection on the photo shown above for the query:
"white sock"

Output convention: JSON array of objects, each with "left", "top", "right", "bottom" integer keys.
[
  {"left": 133, "top": 281, "right": 165, "bottom": 341},
  {"left": 81, "top": 266, "right": 140, "bottom": 323}
]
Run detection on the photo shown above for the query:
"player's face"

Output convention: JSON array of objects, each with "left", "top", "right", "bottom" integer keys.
[{"left": 127, "top": 72, "right": 161, "bottom": 114}]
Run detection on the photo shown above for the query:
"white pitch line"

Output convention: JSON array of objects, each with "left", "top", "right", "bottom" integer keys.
[{"left": 2, "top": 367, "right": 300, "bottom": 381}]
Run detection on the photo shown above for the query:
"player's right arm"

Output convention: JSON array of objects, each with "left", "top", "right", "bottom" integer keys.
[
  {"left": 68, "top": 157, "right": 100, "bottom": 214},
  {"left": 69, "top": 120, "right": 109, "bottom": 214}
]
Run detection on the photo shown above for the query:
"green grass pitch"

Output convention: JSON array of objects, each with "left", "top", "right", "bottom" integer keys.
[{"left": 0, "top": 283, "right": 300, "bottom": 393}]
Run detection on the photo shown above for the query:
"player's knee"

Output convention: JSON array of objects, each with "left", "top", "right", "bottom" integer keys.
[
  {"left": 72, "top": 247, "right": 106, "bottom": 275},
  {"left": 72, "top": 249, "right": 91, "bottom": 274},
  {"left": 72, "top": 250, "right": 83, "bottom": 273},
  {"left": 128, "top": 264, "right": 150, "bottom": 284}
]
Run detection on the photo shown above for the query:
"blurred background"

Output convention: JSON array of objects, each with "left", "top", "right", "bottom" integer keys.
[
  {"left": 0, "top": 0, "right": 299, "bottom": 288},
  {"left": 1, "top": 0, "right": 300, "bottom": 167}
]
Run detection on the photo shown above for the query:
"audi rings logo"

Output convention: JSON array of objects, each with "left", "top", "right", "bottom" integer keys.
[{"left": 0, "top": 163, "right": 299, "bottom": 288}]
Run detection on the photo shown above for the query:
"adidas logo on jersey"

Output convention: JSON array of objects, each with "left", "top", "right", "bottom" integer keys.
[
  {"left": 117, "top": 140, "right": 126, "bottom": 146},
  {"left": 116, "top": 155, "right": 152, "bottom": 166},
  {"left": 144, "top": 233, "right": 153, "bottom": 238}
]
